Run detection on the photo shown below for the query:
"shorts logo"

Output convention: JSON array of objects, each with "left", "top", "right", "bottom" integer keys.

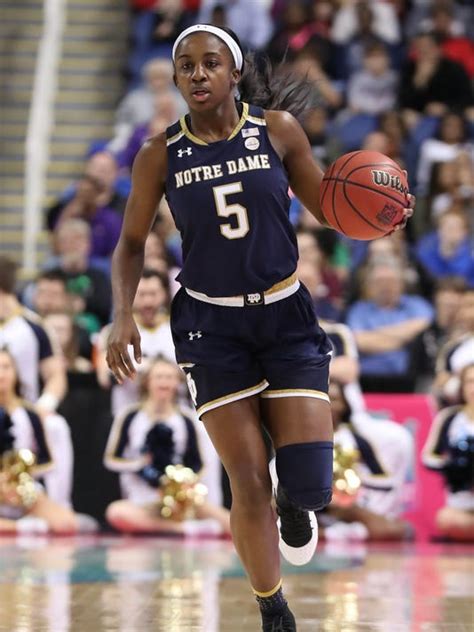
[
  {"left": 186, "top": 372, "right": 198, "bottom": 406},
  {"left": 188, "top": 331, "right": 202, "bottom": 340},
  {"left": 371, "top": 169, "right": 408, "bottom": 196},
  {"left": 245, "top": 293, "right": 264, "bottom": 306},
  {"left": 376, "top": 203, "right": 399, "bottom": 226},
  {"left": 178, "top": 147, "right": 192, "bottom": 157}
]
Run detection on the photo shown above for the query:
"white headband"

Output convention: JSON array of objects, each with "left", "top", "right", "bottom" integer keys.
[{"left": 172, "top": 24, "right": 243, "bottom": 71}]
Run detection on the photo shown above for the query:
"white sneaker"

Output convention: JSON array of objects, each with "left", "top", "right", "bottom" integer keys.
[{"left": 269, "top": 458, "right": 318, "bottom": 566}]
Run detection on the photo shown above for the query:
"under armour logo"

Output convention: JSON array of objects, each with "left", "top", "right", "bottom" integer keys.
[
  {"left": 178, "top": 147, "right": 192, "bottom": 157},
  {"left": 245, "top": 293, "right": 264, "bottom": 306},
  {"left": 188, "top": 331, "right": 202, "bottom": 340}
]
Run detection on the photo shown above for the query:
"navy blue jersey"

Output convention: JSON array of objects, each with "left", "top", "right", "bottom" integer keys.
[{"left": 165, "top": 102, "right": 297, "bottom": 296}]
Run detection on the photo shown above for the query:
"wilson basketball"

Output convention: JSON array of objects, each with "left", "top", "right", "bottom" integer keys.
[{"left": 320, "top": 151, "right": 409, "bottom": 240}]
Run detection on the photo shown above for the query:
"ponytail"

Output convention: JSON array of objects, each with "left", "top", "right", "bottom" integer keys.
[
  {"left": 238, "top": 52, "right": 320, "bottom": 121},
  {"left": 220, "top": 27, "right": 319, "bottom": 121}
]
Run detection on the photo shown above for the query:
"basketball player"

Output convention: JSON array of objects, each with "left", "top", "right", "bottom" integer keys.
[{"left": 106, "top": 25, "right": 414, "bottom": 630}]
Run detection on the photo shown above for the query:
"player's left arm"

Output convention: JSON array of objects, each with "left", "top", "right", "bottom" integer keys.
[
  {"left": 266, "top": 109, "right": 326, "bottom": 224},
  {"left": 266, "top": 110, "right": 415, "bottom": 230}
]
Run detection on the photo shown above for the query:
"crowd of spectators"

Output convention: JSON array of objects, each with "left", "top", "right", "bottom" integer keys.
[{"left": 1, "top": 0, "right": 473, "bottom": 541}]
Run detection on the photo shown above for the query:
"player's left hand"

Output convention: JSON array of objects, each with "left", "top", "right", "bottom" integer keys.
[
  {"left": 393, "top": 172, "right": 415, "bottom": 232},
  {"left": 393, "top": 193, "right": 415, "bottom": 231}
]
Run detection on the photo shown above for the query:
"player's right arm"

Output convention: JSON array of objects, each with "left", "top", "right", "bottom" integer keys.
[{"left": 106, "top": 134, "right": 167, "bottom": 383}]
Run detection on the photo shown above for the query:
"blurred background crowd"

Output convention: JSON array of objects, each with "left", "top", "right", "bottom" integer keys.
[{"left": 0, "top": 0, "right": 473, "bottom": 542}]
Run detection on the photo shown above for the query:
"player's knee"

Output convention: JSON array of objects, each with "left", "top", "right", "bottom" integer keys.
[
  {"left": 229, "top": 468, "right": 271, "bottom": 509},
  {"left": 276, "top": 441, "right": 333, "bottom": 511}
]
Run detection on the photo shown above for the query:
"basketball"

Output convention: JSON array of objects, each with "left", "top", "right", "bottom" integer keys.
[{"left": 320, "top": 151, "right": 409, "bottom": 240}]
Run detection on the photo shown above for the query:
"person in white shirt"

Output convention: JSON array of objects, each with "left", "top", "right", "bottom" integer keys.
[
  {"left": 0, "top": 256, "right": 74, "bottom": 508},
  {"left": 97, "top": 269, "right": 175, "bottom": 415},
  {"left": 347, "top": 42, "right": 398, "bottom": 115},
  {"left": 331, "top": 0, "right": 400, "bottom": 46},
  {"left": 416, "top": 112, "right": 473, "bottom": 196},
  {"left": 0, "top": 348, "right": 96, "bottom": 534},
  {"left": 104, "top": 356, "right": 230, "bottom": 536}
]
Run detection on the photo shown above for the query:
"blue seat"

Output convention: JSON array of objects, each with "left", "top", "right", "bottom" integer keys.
[{"left": 334, "top": 113, "right": 379, "bottom": 152}]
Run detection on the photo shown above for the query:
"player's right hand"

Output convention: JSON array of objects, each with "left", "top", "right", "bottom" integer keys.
[{"left": 106, "top": 315, "right": 142, "bottom": 384}]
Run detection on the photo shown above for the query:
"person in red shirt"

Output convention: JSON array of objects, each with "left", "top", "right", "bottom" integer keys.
[{"left": 431, "top": 4, "right": 474, "bottom": 78}]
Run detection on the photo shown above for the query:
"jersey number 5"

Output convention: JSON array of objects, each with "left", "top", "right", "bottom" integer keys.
[{"left": 213, "top": 182, "right": 249, "bottom": 240}]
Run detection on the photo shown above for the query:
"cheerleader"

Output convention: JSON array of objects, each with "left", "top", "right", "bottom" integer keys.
[
  {"left": 104, "top": 356, "right": 230, "bottom": 535},
  {"left": 0, "top": 348, "right": 94, "bottom": 534},
  {"left": 423, "top": 363, "right": 474, "bottom": 541},
  {"left": 324, "top": 379, "right": 414, "bottom": 541}
]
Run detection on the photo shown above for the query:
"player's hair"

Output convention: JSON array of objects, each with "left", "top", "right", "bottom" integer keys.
[
  {"left": 0, "top": 256, "right": 17, "bottom": 295},
  {"left": 221, "top": 27, "right": 320, "bottom": 121},
  {"left": 239, "top": 53, "right": 319, "bottom": 120}
]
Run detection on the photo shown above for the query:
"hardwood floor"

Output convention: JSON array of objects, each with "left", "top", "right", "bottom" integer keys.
[{"left": 0, "top": 536, "right": 472, "bottom": 631}]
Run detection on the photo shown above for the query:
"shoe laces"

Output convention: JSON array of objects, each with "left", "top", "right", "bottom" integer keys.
[{"left": 278, "top": 503, "right": 312, "bottom": 547}]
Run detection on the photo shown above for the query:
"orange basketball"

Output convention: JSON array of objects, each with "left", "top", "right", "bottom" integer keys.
[{"left": 319, "top": 151, "right": 409, "bottom": 240}]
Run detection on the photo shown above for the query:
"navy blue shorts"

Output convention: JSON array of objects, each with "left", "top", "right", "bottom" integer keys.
[{"left": 170, "top": 284, "right": 332, "bottom": 418}]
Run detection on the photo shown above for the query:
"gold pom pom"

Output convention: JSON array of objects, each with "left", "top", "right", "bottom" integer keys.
[
  {"left": 157, "top": 465, "right": 208, "bottom": 521},
  {"left": 0, "top": 449, "right": 39, "bottom": 509},
  {"left": 332, "top": 444, "right": 361, "bottom": 506}
]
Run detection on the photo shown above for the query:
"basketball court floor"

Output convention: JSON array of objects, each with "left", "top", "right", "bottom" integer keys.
[{"left": 0, "top": 536, "right": 472, "bottom": 631}]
